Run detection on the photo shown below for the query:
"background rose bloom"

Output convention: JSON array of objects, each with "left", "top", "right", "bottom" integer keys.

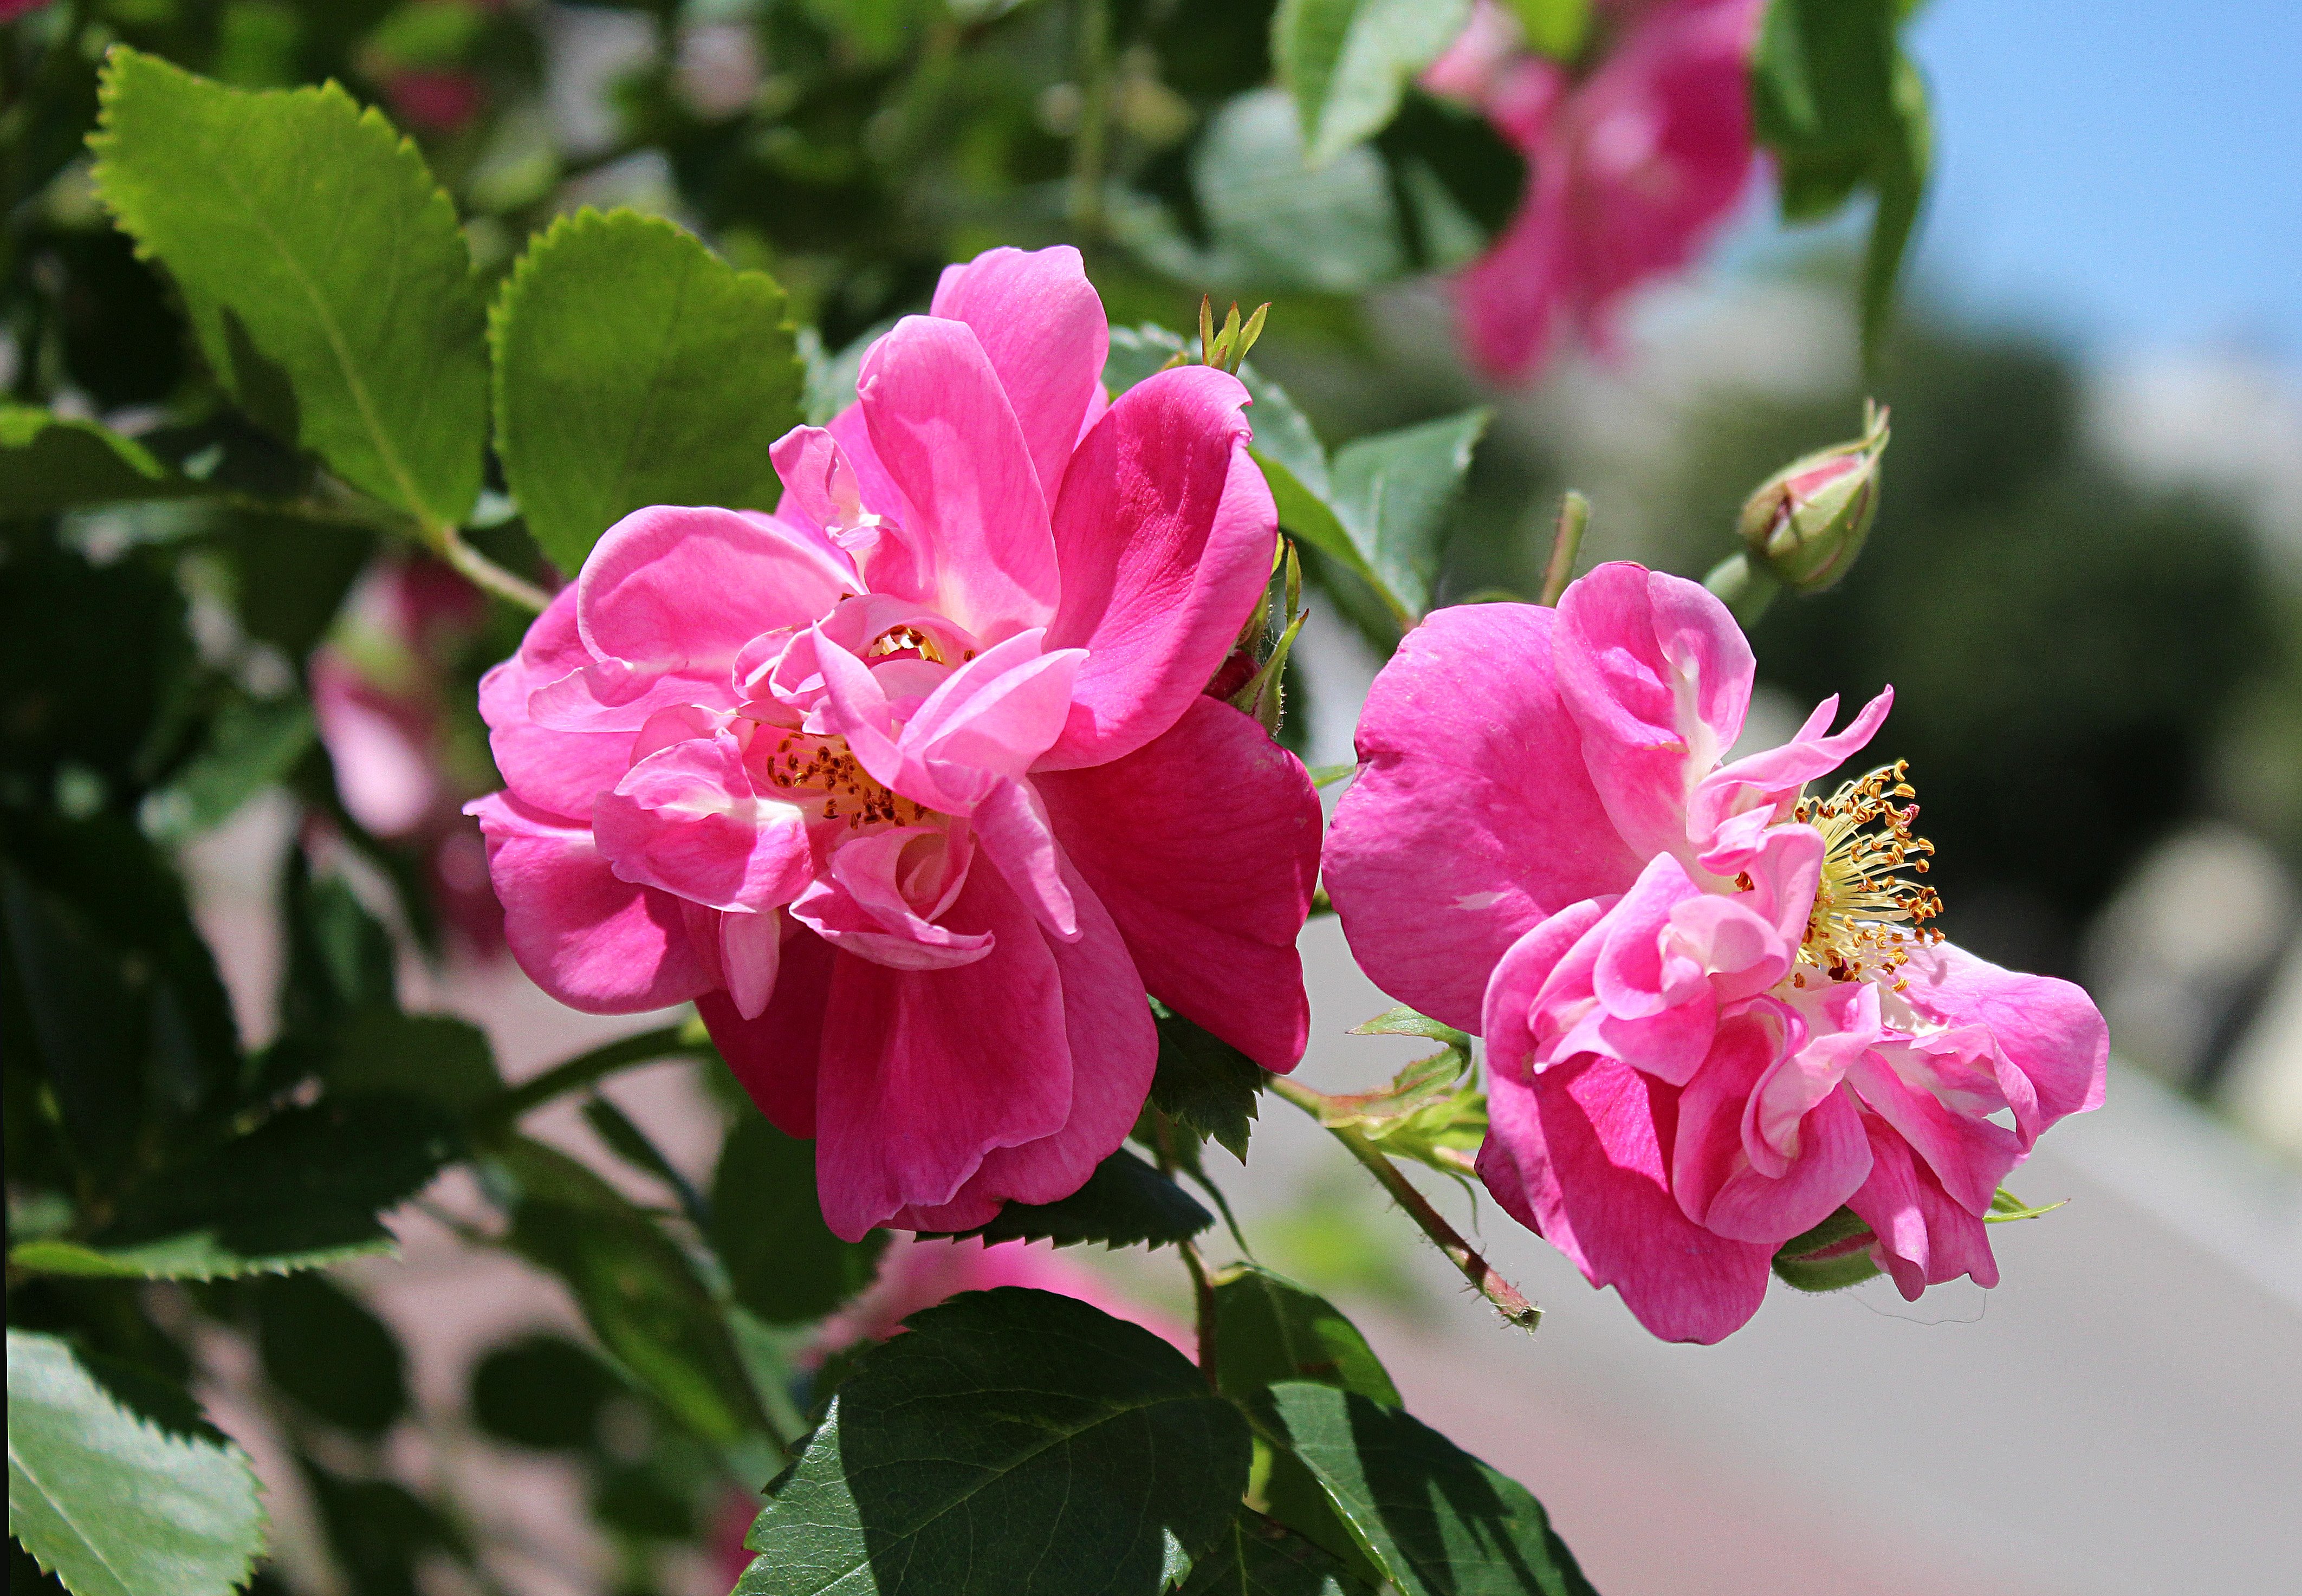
[
  {"left": 1426, "top": 0, "right": 1766, "bottom": 381},
  {"left": 1325, "top": 564, "right": 2108, "bottom": 1342},
  {"left": 470, "top": 246, "right": 1321, "bottom": 1241}
]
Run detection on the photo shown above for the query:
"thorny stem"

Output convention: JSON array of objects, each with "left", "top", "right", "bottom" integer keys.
[
  {"left": 1067, "top": 0, "right": 1113, "bottom": 238},
  {"left": 1268, "top": 1076, "right": 1542, "bottom": 1333},
  {"left": 1538, "top": 490, "right": 1590, "bottom": 606},
  {"left": 1153, "top": 1116, "right": 1221, "bottom": 1385}
]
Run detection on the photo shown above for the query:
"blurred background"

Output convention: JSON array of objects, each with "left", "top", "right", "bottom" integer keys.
[{"left": 7, "top": 1, "right": 2298, "bottom": 1593}]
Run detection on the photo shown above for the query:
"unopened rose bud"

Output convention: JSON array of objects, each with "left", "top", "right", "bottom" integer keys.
[{"left": 1737, "top": 400, "right": 1890, "bottom": 593}]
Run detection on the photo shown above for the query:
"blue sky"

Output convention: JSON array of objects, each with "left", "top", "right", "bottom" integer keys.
[{"left": 1897, "top": 0, "right": 2301, "bottom": 362}]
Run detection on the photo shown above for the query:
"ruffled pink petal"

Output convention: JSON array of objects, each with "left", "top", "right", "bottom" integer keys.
[
  {"left": 928, "top": 245, "right": 1109, "bottom": 504},
  {"left": 591, "top": 734, "right": 814, "bottom": 913},
  {"left": 479, "top": 588, "right": 632, "bottom": 819},
  {"left": 1553, "top": 562, "right": 1754, "bottom": 865},
  {"left": 1325, "top": 601, "right": 1644, "bottom": 1033},
  {"left": 890, "top": 859, "right": 1155, "bottom": 1230},
  {"left": 1672, "top": 1013, "right": 1870, "bottom": 1243},
  {"left": 857, "top": 315, "right": 1060, "bottom": 643},
  {"left": 1037, "top": 366, "right": 1276, "bottom": 770},
  {"left": 576, "top": 504, "right": 855, "bottom": 670},
  {"left": 1894, "top": 940, "right": 2109, "bottom": 1147},
  {"left": 1479, "top": 1054, "right": 1774, "bottom": 1344},
  {"left": 812, "top": 863, "right": 1075, "bottom": 1240},
  {"left": 1482, "top": 898, "right": 1611, "bottom": 1084},
  {"left": 701, "top": 925, "right": 838, "bottom": 1138},
  {"left": 1845, "top": 1044, "right": 2021, "bottom": 1217},
  {"left": 466, "top": 792, "right": 712, "bottom": 1013},
  {"left": 1846, "top": 1114, "right": 2003, "bottom": 1301},
  {"left": 969, "top": 777, "right": 1078, "bottom": 940},
  {"left": 789, "top": 826, "right": 991, "bottom": 971},
  {"left": 1037, "top": 697, "right": 1320, "bottom": 1069},
  {"left": 1689, "top": 687, "right": 1894, "bottom": 847}
]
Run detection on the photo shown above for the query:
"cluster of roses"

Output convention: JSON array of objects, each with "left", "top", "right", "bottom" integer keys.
[{"left": 466, "top": 245, "right": 2105, "bottom": 1345}]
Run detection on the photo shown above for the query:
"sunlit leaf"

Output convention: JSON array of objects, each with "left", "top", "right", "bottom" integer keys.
[{"left": 1274, "top": 0, "right": 1475, "bottom": 166}]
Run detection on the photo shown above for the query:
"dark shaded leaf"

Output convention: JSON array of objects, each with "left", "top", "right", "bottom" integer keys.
[
  {"left": 740, "top": 1288, "right": 1251, "bottom": 1595},
  {"left": 1210, "top": 1266, "right": 1398, "bottom": 1409},
  {"left": 709, "top": 1109, "right": 885, "bottom": 1325},
  {"left": 1178, "top": 1510, "right": 1380, "bottom": 1596},
  {"left": 923, "top": 1147, "right": 1214, "bottom": 1250},
  {"left": 0, "top": 407, "right": 200, "bottom": 516},
  {"left": 256, "top": 1273, "right": 408, "bottom": 1436},
  {"left": 1151, "top": 1001, "right": 1267, "bottom": 1162},
  {"left": 325, "top": 1009, "right": 503, "bottom": 1114},
  {"left": 470, "top": 1333, "right": 620, "bottom": 1451}
]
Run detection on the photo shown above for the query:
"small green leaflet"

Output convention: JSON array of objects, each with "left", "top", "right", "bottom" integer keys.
[
  {"left": 7, "top": 1329, "right": 267, "bottom": 1596},
  {"left": 741, "top": 1288, "right": 1252, "bottom": 1596},
  {"left": 0, "top": 406, "right": 201, "bottom": 516},
  {"left": 1210, "top": 1265, "right": 1401, "bottom": 1409},
  {"left": 1986, "top": 1186, "right": 2067, "bottom": 1224},
  {"left": 1770, "top": 1204, "right": 1882, "bottom": 1293},
  {"left": 1274, "top": 0, "right": 1476, "bottom": 167},
  {"left": 710, "top": 1110, "right": 887, "bottom": 1325},
  {"left": 90, "top": 49, "right": 489, "bottom": 529},
  {"left": 1150, "top": 1000, "right": 1269, "bottom": 1163},
  {"left": 489, "top": 207, "right": 806, "bottom": 576},
  {"left": 922, "top": 1146, "right": 1216, "bottom": 1250}
]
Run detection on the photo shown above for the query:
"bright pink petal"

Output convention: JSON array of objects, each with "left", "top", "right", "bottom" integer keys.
[
  {"left": 1037, "top": 697, "right": 1320, "bottom": 1068},
  {"left": 858, "top": 316, "right": 1060, "bottom": 642},
  {"left": 1038, "top": 366, "right": 1276, "bottom": 769},
  {"left": 1553, "top": 561, "right": 1754, "bottom": 865},
  {"left": 890, "top": 860, "right": 1155, "bottom": 1230},
  {"left": 812, "top": 863, "right": 1074, "bottom": 1240},
  {"left": 1895, "top": 940, "right": 2109, "bottom": 1147},
  {"left": 1672, "top": 1013, "right": 1870, "bottom": 1243},
  {"left": 1845, "top": 1044, "right": 2021, "bottom": 1217},
  {"left": 1846, "top": 1114, "right": 2003, "bottom": 1301},
  {"left": 1326, "top": 601, "right": 1643, "bottom": 1032},
  {"left": 1479, "top": 1054, "right": 1774, "bottom": 1344},
  {"left": 790, "top": 827, "right": 990, "bottom": 971},
  {"left": 479, "top": 588, "right": 631, "bottom": 819},
  {"left": 1690, "top": 687, "right": 1894, "bottom": 848},
  {"left": 928, "top": 245, "right": 1109, "bottom": 503},
  {"left": 701, "top": 926, "right": 838, "bottom": 1138},
  {"left": 591, "top": 734, "right": 814, "bottom": 912},
  {"left": 970, "top": 777, "right": 1078, "bottom": 940},
  {"left": 576, "top": 504, "right": 855, "bottom": 669},
  {"left": 467, "top": 792, "right": 711, "bottom": 1013}
]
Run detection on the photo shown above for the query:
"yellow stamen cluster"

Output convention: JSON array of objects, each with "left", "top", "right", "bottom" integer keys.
[
  {"left": 1793, "top": 760, "right": 1942, "bottom": 987},
  {"left": 762, "top": 732, "right": 930, "bottom": 830},
  {"left": 868, "top": 625, "right": 942, "bottom": 661}
]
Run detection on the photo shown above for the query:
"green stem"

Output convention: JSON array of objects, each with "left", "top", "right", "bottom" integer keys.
[
  {"left": 1268, "top": 1077, "right": 1540, "bottom": 1333},
  {"left": 1702, "top": 550, "right": 1780, "bottom": 629},
  {"left": 1153, "top": 1117, "right": 1221, "bottom": 1385},
  {"left": 431, "top": 522, "right": 553, "bottom": 613},
  {"left": 1538, "top": 490, "right": 1590, "bottom": 606},
  {"left": 471, "top": 1026, "right": 712, "bottom": 1139},
  {"left": 1067, "top": 0, "right": 1113, "bottom": 239}
]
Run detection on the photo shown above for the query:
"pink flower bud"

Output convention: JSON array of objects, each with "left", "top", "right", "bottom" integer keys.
[{"left": 1736, "top": 400, "right": 1890, "bottom": 593}]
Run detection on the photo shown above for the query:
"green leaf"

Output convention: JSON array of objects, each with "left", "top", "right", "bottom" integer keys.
[
  {"left": 0, "top": 407, "right": 202, "bottom": 516},
  {"left": 1986, "top": 1186, "right": 2067, "bottom": 1224},
  {"left": 255, "top": 1273, "right": 407, "bottom": 1436},
  {"left": 1252, "top": 1381, "right": 1596, "bottom": 1596},
  {"left": 323, "top": 1009, "right": 504, "bottom": 1114},
  {"left": 6, "top": 1328, "right": 267, "bottom": 1596},
  {"left": 140, "top": 693, "right": 313, "bottom": 841},
  {"left": 924, "top": 1147, "right": 1215, "bottom": 1250},
  {"left": 490, "top": 207, "right": 806, "bottom": 577},
  {"left": 1210, "top": 1265, "right": 1399, "bottom": 1409},
  {"left": 1498, "top": 0, "right": 1590, "bottom": 61},
  {"left": 90, "top": 49, "right": 488, "bottom": 528},
  {"left": 709, "top": 1108, "right": 887, "bottom": 1325},
  {"left": 1177, "top": 1510, "right": 1380, "bottom": 1596},
  {"left": 1273, "top": 0, "right": 1475, "bottom": 167},
  {"left": 1150, "top": 1001, "right": 1268, "bottom": 1163},
  {"left": 740, "top": 1288, "right": 1252, "bottom": 1596},
  {"left": 1769, "top": 1204, "right": 1883, "bottom": 1293},
  {"left": 470, "top": 1333, "right": 620, "bottom": 1451},
  {"left": 1259, "top": 449, "right": 1386, "bottom": 600},
  {"left": 1374, "top": 92, "right": 1528, "bottom": 269},
  {"left": 10, "top": 1096, "right": 462, "bottom": 1280},
  {"left": 1328, "top": 408, "right": 1490, "bottom": 621},
  {"left": 495, "top": 1137, "right": 768, "bottom": 1446}
]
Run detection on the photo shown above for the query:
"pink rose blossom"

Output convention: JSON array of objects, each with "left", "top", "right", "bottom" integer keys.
[
  {"left": 1324, "top": 563, "right": 2106, "bottom": 1342},
  {"left": 470, "top": 246, "right": 1320, "bottom": 1241},
  {"left": 1425, "top": 0, "right": 1766, "bottom": 381}
]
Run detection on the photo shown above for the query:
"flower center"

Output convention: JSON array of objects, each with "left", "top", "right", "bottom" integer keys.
[
  {"left": 760, "top": 731, "right": 933, "bottom": 831},
  {"left": 868, "top": 624, "right": 945, "bottom": 663},
  {"left": 1792, "top": 761, "right": 1942, "bottom": 985}
]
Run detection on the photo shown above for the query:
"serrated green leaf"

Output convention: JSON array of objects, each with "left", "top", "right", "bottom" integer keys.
[
  {"left": 1177, "top": 1510, "right": 1380, "bottom": 1596},
  {"left": 1274, "top": 0, "right": 1474, "bottom": 167},
  {"left": 1328, "top": 408, "right": 1489, "bottom": 621},
  {"left": 1150, "top": 1001, "right": 1268, "bottom": 1163},
  {"left": 1259, "top": 449, "right": 1389, "bottom": 607},
  {"left": 709, "top": 1108, "right": 887, "bottom": 1325},
  {"left": 923, "top": 1147, "right": 1215, "bottom": 1250},
  {"left": 1252, "top": 1381, "right": 1597, "bottom": 1596},
  {"left": 0, "top": 406, "right": 202, "bottom": 516},
  {"left": 7, "top": 1328, "right": 267, "bottom": 1596},
  {"left": 90, "top": 48, "right": 488, "bottom": 528},
  {"left": 740, "top": 1288, "right": 1251, "bottom": 1596},
  {"left": 495, "top": 1137, "right": 768, "bottom": 1446},
  {"left": 490, "top": 207, "right": 805, "bottom": 576},
  {"left": 1210, "top": 1265, "right": 1399, "bottom": 1409},
  {"left": 9, "top": 1096, "right": 462, "bottom": 1280},
  {"left": 323, "top": 1008, "right": 503, "bottom": 1113}
]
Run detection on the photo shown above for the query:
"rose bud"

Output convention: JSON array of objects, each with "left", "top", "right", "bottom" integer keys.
[{"left": 1737, "top": 400, "right": 1890, "bottom": 593}]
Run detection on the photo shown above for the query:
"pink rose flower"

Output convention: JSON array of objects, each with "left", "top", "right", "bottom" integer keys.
[
  {"left": 469, "top": 246, "right": 1320, "bottom": 1241},
  {"left": 1425, "top": 0, "right": 1766, "bottom": 381},
  {"left": 1323, "top": 564, "right": 2106, "bottom": 1342}
]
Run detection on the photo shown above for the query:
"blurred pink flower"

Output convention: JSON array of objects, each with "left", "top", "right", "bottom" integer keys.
[
  {"left": 382, "top": 69, "right": 488, "bottom": 134},
  {"left": 1324, "top": 564, "right": 2107, "bottom": 1342},
  {"left": 312, "top": 555, "right": 504, "bottom": 953},
  {"left": 1426, "top": 0, "right": 1766, "bottom": 381},
  {"left": 470, "top": 245, "right": 1321, "bottom": 1242}
]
